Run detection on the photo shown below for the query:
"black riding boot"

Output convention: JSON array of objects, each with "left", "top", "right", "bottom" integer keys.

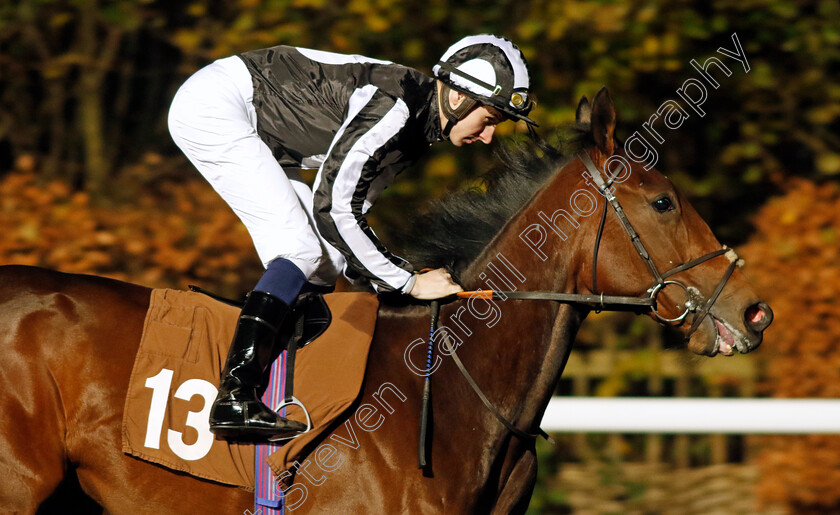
[{"left": 209, "top": 290, "right": 307, "bottom": 439}]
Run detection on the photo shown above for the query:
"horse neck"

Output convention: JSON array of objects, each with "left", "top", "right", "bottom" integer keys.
[{"left": 447, "top": 165, "right": 589, "bottom": 434}]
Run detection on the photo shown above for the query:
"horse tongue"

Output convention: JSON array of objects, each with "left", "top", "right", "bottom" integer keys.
[{"left": 714, "top": 318, "right": 735, "bottom": 356}]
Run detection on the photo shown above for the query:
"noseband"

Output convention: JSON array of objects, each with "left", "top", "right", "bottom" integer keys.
[{"left": 423, "top": 152, "right": 741, "bottom": 453}]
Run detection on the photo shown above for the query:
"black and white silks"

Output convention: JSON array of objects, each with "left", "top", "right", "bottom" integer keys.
[{"left": 239, "top": 46, "right": 443, "bottom": 293}]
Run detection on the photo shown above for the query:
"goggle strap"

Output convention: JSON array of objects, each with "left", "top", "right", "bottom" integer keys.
[{"left": 436, "top": 61, "right": 501, "bottom": 97}]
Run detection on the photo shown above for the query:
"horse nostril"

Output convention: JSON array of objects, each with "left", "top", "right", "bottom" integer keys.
[{"left": 744, "top": 301, "right": 773, "bottom": 332}]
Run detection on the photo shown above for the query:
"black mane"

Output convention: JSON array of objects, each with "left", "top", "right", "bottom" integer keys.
[{"left": 403, "top": 124, "right": 593, "bottom": 275}]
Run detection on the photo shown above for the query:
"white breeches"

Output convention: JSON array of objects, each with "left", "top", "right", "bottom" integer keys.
[{"left": 167, "top": 56, "right": 344, "bottom": 286}]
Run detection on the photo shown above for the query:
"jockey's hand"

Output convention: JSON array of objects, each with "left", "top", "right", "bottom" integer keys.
[{"left": 409, "top": 268, "right": 463, "bottom": 300}]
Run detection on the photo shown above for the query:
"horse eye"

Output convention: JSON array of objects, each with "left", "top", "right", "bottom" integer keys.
[{"left": 652, "top": 196, "right": 674, "bottom": 213}]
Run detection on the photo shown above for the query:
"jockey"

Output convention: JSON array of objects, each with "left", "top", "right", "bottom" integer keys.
[{"left": 168, "top": 34, "right": 536, "bottom": 440}]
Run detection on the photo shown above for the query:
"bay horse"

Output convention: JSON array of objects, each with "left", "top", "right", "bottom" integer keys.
[{"left": 0, "top": 89, "right": 772, "bottom": 514}]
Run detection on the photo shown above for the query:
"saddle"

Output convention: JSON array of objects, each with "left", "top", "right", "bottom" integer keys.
[{"left": 121, "top": 287, "right": 378, "bottom": 489}]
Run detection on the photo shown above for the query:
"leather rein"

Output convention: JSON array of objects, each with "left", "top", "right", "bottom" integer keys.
[{"left": 420, "top": 152, "right": 741, "bottom": 453}]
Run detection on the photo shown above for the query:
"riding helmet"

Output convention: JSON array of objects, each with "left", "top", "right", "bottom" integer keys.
[{"left": 433, "top": 34, "right": 536, "bottom": 136}]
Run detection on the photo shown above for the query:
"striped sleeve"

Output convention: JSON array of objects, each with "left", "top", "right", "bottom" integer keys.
[{"left": 313, "top": 85, "right": 415, "bottom": 293}]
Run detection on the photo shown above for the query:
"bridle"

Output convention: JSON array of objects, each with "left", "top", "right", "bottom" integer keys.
[
  {"left": 417, "top": 151, "right": 741, "bottom": 463},
  {"left": 578, "top": 152, "right": 739, "bottom": 334}
]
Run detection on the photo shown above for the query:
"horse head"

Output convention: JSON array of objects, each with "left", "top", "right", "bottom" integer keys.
[
  {"left": 536, "top": 87, "right": 773, "bottom": 356},
  {"left": 412, "top": 86, "right": 773, "bottom": 370}
]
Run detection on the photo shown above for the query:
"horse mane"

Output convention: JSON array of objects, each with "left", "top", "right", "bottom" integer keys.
[{"left": 403, "top": 123, "right": 594, "bottom": 275}]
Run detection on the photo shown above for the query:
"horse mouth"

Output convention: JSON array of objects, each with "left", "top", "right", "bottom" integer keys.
[
  {"left": 712, "top": 317, "right": 734, "bottom": 356},
  {"left": 712, "top": 316, "right": 746, "bottom": 356}
]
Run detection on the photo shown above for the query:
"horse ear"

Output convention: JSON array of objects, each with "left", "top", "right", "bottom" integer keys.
[
  {"left": 575, "top": 96, "right": 591, "bottom": 124},
  {"left": 590, "top": 87, "right": 616, "bottom": 156}
]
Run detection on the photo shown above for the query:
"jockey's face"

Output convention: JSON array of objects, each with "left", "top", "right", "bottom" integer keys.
[{"left": 445, "top": 90, "right": 506, "bottom": 147}]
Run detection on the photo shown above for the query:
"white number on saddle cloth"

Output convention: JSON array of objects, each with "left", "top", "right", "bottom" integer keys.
[{"left": 143, "top": 368, "right": 217, "bottom": 461}]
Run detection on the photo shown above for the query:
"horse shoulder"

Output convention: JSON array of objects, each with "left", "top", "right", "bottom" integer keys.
[
  {"left": 0, "top": 266, "right": 151, "bottom": 454},
  {"left": 0, "top": 266, "right": 152, "bottom": 511}
]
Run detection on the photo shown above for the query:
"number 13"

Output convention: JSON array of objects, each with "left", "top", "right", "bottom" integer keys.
[{"left": 143, "top": 368, "right": 217, "bottom": 461}]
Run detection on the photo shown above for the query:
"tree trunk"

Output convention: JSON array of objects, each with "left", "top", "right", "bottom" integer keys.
[
  {"left": 78, "top": 73, "right": 108, "bottom": 191},
  {"left": 75, "top": 0, "right": 122, "bottom": 193},
  {"left": 44, "top": 80, "right": 68, "bottom": 179}
]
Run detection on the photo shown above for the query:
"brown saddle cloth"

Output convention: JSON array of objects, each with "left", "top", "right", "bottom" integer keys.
[{"left": 121, "top": 288, "right": 378, "bottom": 489}]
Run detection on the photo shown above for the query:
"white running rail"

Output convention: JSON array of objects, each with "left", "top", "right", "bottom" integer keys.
[{"left": 541, "top": 397, "right": 840, "bottom": 434}]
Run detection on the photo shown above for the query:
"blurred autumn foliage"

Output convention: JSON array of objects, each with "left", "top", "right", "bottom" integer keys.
[
  {"left": 2, "top": 0, "right": 839, "bottom": 242},
  {"left": 741, "top": 179, "right": 840, "bottom": 512},
  {"left": 0, "top": 163, "right": 262, "bottom": 297}
]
